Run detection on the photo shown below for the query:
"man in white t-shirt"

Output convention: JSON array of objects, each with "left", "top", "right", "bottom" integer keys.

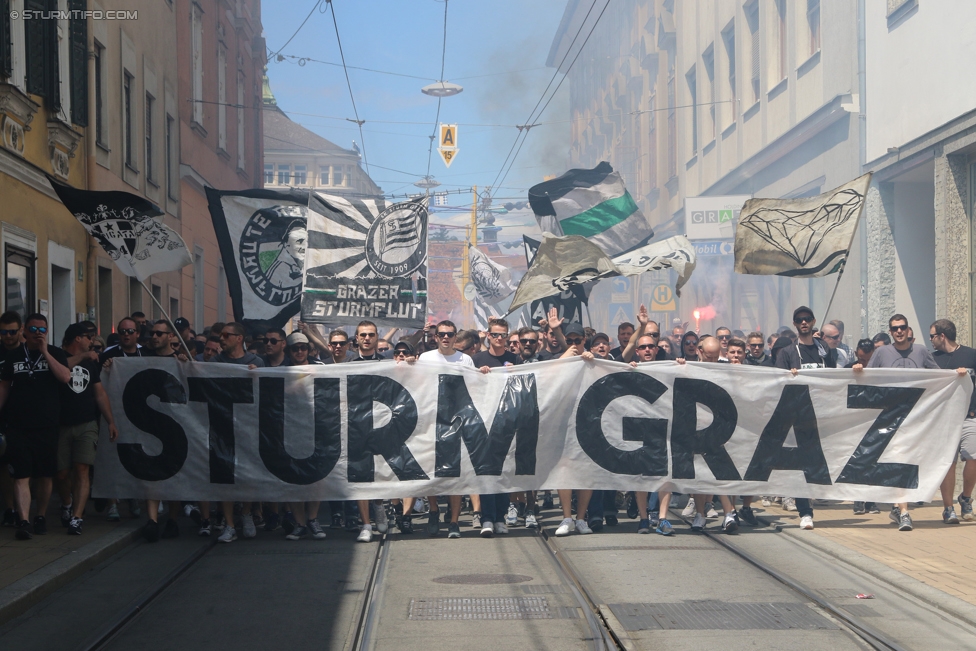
[{"left": 415, "top": 320, "right": 478, "bottom": 538}]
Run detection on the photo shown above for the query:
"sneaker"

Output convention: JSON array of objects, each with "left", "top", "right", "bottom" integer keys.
[
  {"left": 60, "top": 503, "right": 73, "bottom": 528},
  {"left": 637, "top": 518, "right": 651, "bottom": 534},
  {"left": 542, "top": 494, "right": 555, "bottom": 510},
  {"left": 242, "top": 514, "right": 256, "bottom": 538},
  {"left": 505, "top": 503, "right": 519, "bottom": 526},
  {"left": 414, "top": 497, "right": 426, "bottom": 514},
  {"left": 33, "top": 515, "right": 47, "bottom": 535},
  {"left": 575, "top": 519, "right": 592, "bottom": 534},
  {"left": 494, "top": 522, "right": 509, "bottom": 535},
  {"left": 198, "top": 519, "right": 212, "bottom": 536},
  {"left": 867, "top": 503, "right": 881, "bottom": 514},
  {"left": 358, "top": 524, "right": 373, "bottom": 542},
  {"left": 605, "top": 513, "right": 618, "bottom": 526},
  {"left": 554, "top": 517, "right": 573, "bottom": 536},
  {"left": 2, "top": 508, "right": 16, "bottom": 527},
  {"left": 286, "top": 525, "right": 308, "bottom": 540},
  {"left": 783, "top": 497, "right": 797, "bottom": 511},
  {"left": 959, "top": 494, "right": 974, "bottom": 521},
  {"left": 525, "top": 513, "right": 539, "bottom": 529},
  {"left": 704, "top": 502, "right": 719, "bottom": 518},
  {"left": 942, "top": 507, "right": 960, "bottom": 525},
  {"left": 481, "top": 521, "right": 494, "bottom": 538},
  {"left": 656, "top": 519, "right": 674, "bottom": 536},
  {"left": 331, "top": 512, "right": 343, "bottom": 529},
  {"left": 681, "top": 497, "right": 696, "bottom": 517},
  {"left": 107, "top": 504, "right": 121, "bottom": 522},
  {"left": 15, "top": 519, "right": 33, "bottom": 540},
  {"left": 373, "top": 502, "right": 389, "bottom": 534},
  {"left": 852, "top": 502, "right": 866, "bottom": 515},
  {"left": 343, "top": 514, "right": 359, "bottom": 533},
  {"left": 427, "top": 511, "right": 440, "bottom": 536},
  {"left": 691, "top": 513, "right": 706, "bottom": 531},
  {"left": 184, "top": 504, "right": 202, "bottom": 525},
  {"left": 626, "top": 494, "right": 639, "bottom": 520},
  {"left": 723, "top": 512, "right": 739, "bottom": 534},
  {"left": 399, "top": 514, "right": 414, "bottom": 534},
  {"left": 761, "top": 496, "right": 772, "bottom": 507},
  {"left": 898, "top": 512, "right": 913, "bottom": 531},
  {"left": 588, "top": 518, "right": 604, "bottom": 532},
  {"left": 650, "top": 515, "right": 660, "bottom": 529},
  {"left": 218, "top": 526, "right": 237, "bottom": 543},
  {"left": 889, "top": 507, "right": 901, "bottom": 525},
  {"left": 66, "top": 517, "right": 83, "bottom": 535},
  {"left": 448, "top": 522, "right": 461, "bottom": 539},
  {"left": 264, "top": 511, "right": 281, "bottom": 532},
  {"left": 162, "top": 518, "right": 180, "bottom": 538},
  {"left": 800, "top": 515, "right": 814, "bottom": 530},
  {"left": 143, "top": 520, "right": 160, "bottom": 543},
  {"left": 739, "top": 506, "right": 758, "bottom": 526},
  {"left": 471, "top": 511, "right": 482, "bottom": 529},
  {"left": 308, "top": 519, "right": 327, "bottom": 539},
  {"left": 251, "top": 511, "right": 265, "bottom": 530}
]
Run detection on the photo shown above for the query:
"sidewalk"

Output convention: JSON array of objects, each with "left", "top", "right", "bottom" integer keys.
[{"left": 755, "top": 485, "right": 976, "bottom": 606}]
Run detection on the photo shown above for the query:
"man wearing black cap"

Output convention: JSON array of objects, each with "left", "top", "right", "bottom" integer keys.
[
  {"left": 57, "top": 323, "right": 119, "bottom": 535},
  {"left": 391, "top": 340, "right": 415, "bottom": 362}
]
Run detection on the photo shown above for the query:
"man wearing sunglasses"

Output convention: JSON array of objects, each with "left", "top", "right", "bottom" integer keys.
[
  {"left": 261, "top": 328, "right": 288, "bottom": 368},
  {"left": 515, "top": 327, "right": 550, "bottom": 364},
  {"left": 853, "top": 314, "right": 945, "bottom": 532},
  {"left": 326, "top": 330, "right": 352, "bottom": 364},
  {"left": 0, "top": 313, "right": 71, "bottom": 540},
  {"left": 715, "top": 327, "right": 732, "bottom": 362},
  {"left": 99, "top": 317, "right": 145, "bottom": 364},
  {"left": 744, "top": 332, "right": 771, "bottom": 366},
  {"left": 213, "top": 322, "right": 265, "bottom": 369},
  {"left": 820, "top": 322, "right": 849, "bottom": 367}
]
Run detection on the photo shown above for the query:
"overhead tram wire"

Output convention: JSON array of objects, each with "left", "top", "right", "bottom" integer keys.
[
  {"left": 267, "top": 0, "right": 324, "bottom": 61},
  {"left": 425, "top": 0, "right": 451, "bottom": 180},
  {"left": 327, "top": 0, "right": 370, "bottom": 175},
  {"left": 486, "top": 0, "right": 602, "bottom": 199},
  {"left": 492, "top": 0, "right": 612, "bottom": 197}
]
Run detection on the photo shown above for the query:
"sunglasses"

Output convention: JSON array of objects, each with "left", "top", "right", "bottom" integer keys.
[
  {"left": 436, "top": 331, "right": 456, "bottom": 338},
  {"left": 265, "top": 338, "right": 282, "bottom": 345},
  {"left": 219, "top": 332, "right": 241, "bottom": 338},
  {"left": 683, "top": 340, "right": 698, "bottom": 346},
  {"left": 119, "top": 328, "right": 137, "bottom": 335},
  {"left": 929, "top": 333, "right": 941, "bottom": 339},
  {"left": 717, "top": 334, "right": 731, "bottom": 340},
  {"left": 890, "top": 325, "right": 909, "bottom": 332},
  {"left": 794, "top": 315, "right": 814, "bottom": 324},
  {"left": 637, "top": 344, "right": 657, "bottom": 350},
  {"left": 0, "top": 329, "right": 18, "bottom": 336},
  {"left": 329, "top": 340, "right": 348, "bottom": 347},
  {"left": 290, "top": 344, "right": 309, "bottom": 352},
  {"left": 519, "top": 338, "right": 538, "bottom": 345},
  {"left": 822, "top": 333, "right": 840, "bottom": 340},
  {"left": 27, "top": 325, "right": 47, "bottom": 334},
  {"left": 393, "top": 349, "right": 409, "bottom": 356},
  {"left": 487, "top": 332, "right": 507, "bottom": 338},
  {"left": 646, "top": 332, "right": 660, "bottom": 338},
  {"left": 565, "top": 337, "right": 583, "bottom": 345},
  {"left": 748, "top": 342, "right": 764, "bottom": 347},
  {"left": 152, "top": 330, "right": 171, "bottom": 337},
  {"left": 358, "top": 332, "right": 377, "bottom": 338}
]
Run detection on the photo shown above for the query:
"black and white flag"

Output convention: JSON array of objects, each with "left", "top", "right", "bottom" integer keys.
[
  {"left": 734, "top": 173, "right": 871, "bottom": 277},
  {"left": 517, "top": 235, "right": 589, "bottom": 325},
  {"left": 50, "top": 177, "right": 191, "bottom": 282},
  {"left": 301, "top": 193, "right": 428, "bottom": 328},
  {"left": 206, "top": 187, "right": 311, "bottom": 334},
  {"left": 469, "top": 245, "right": 517, "bottom": 305}
]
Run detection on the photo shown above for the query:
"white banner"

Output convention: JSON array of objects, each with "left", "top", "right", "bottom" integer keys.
[{"left": 93, "top": 357, "right": 970, "bottom": 503}]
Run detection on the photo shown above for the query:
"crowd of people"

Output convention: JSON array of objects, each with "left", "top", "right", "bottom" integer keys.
[{"left": 0, "top": 301, "right": 973, "bottom": 545}]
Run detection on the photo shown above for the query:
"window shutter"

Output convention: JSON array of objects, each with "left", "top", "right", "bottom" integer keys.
[
  {"left": 45, "top": 0, "right": 59, "bottom": 112},
  {"left": 0, "top": 0, "right": 11, "bottom": 79},
  {"left": 69, "top": 0, "right": 88, "bottom": 126},
  {"left": 25, "top": 0, "right": 47, "bottom": 95}
]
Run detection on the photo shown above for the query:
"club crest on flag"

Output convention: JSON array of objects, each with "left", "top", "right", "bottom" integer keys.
[
  {"left": 238, "top": 204, "right": 308, "bottom": 306},
  {"left": 78, "top": 204, "right": 185, "bottom": 266},
  {"left": 365, "top": 201, "right": 428, "bottom": 277}
]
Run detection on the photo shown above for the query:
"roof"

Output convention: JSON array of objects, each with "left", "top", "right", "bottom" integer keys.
[{"left": 263, "top": 108, "right": 357, "bottom": 158}]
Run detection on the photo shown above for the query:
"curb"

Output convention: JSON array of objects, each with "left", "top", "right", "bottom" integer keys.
[
  {"left": 0, "top": 519, "right": 142, "bottom": 626},
  {"left": 779, "top": 523, "right": 976, "bottom": 628}
]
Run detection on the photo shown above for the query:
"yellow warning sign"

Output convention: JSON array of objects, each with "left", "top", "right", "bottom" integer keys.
[
  {"left": 650, "top": 284, "right": 675, "bottom": 311},
  {"left": 440, "top": 124, "right": 458, "bottom": 148},
  {"left": 438, "top": 147, "right": 458, "bottom": 168}
]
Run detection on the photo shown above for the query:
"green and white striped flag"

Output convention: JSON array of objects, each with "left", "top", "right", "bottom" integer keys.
[{"left": 528, "top": 162, "right": 652, "bottom": 256}]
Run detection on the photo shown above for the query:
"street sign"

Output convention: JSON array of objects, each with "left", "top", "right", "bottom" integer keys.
[
  {"left": 609, "top": 304, "right": 634, "bottom": 328},
  {"left": 684, "top": 195, "right": 751, "bottom": 240},
  {"left": 650, "top": 284, "right": 675, "bottom": 311},
  {"left": 440, "top": 124, "right": 458, "bottom": 148},
  {"left": 692, "top": 240, "right": 735, "bottom": 256},
  {"left": 610, "top": 277, "right": 631, "bottom": 303},
  {"left": 438, "top": 147, "right": 458, "bottom": 168}
]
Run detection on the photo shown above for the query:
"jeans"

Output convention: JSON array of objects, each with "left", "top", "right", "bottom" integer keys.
[
  {"left": 794, "top": 498, "right": 814, "bottom": 518},
  {"left": 478, "top": 494, "right": 508, "bottom": 524},
  {"left": 587, "top": 490, "right": 618, "bottom": 522}
]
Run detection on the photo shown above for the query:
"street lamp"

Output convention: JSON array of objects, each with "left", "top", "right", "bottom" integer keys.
[
  {"left": 421, "top": 81, "right": 463, "bottom": 97},
  {"left": 414, "top": 176, "right": 441, "bottom": 189}
]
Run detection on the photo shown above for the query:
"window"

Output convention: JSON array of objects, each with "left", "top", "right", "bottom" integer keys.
[
  {"left": 0, "top": 0, "right": 10, "bottom": 79},
  {"left": 169, "top": 297, "right": 179, "bottom": 321},
  {"left": 320, "top": 169, "right": 330, "bottom": 185},
  {"left": 332, "top": 165, "right": 343, "bottom": 186},
  {"left": 686, "top": 66, "right": 698, "bottom": 155},
  {"left": 5, "top": 245, "right": 34, "bottom": 321},
  {"left": 97, "top": 267, "right": 112, "bottom": 336},
  {"left": 702, "top": 46, "right": 716, "bottom": 142},
  {"left": 277, "top": 164, "right": 290, "bottom": 185},
  {"left": 129, "top": 277, "right": 142, "bottom": 314},
  {"left": 237, "top": 70, "right": 245, "bottom": 170},
  {"left": 123, "top": 71, "right": 134, "bottom": 168},
  {"left": 667, "top": 57, "right": 676, "bottom": 179},
  {"left": 722, "top": 22, "right": 736, "bottom": 125},
  {"left": 24, "top": 0, "right": 59, "bottom": 109},
  {"left": 745, "top": 1, "right": 760, "bottom": 103},
  {"left": 166, "top": 114, "right": 176, "bottom": 199},
  {"left": 94, "top": 42, "right": 105, "bottom": 144},
  {"left": 151, "top": 284, "right": 162, "bottom": 320},
  {"left": 806, "top": 0, "right": 821, "bottom": 57},
  {"left": 264, "top": 163, "right": 274, "bottom": 185},
  {"left": 293, "top": 164, "right": 307, "bottom": 185},
  {"left": 774, "top": 0, "right": 787, "bottom": 82},
  {"left": 67, "top": 0, "right": 87, "bottom": 125},
  {"left": 191, "top": 3, "right": 203, "bottom": 125},
  {"left": 145, "top": 93, "right": 155, "bottom": 182},
  {"left": 217, "top": 44, "right": 226, "bottom": 150}
]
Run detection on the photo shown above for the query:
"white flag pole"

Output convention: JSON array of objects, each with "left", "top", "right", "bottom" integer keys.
[{"left": 140, "top": 279, "right": 191, "bottom": 356}]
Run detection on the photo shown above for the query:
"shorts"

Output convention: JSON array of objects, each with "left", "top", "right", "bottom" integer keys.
[
  {"left": 58, "top": 421, "right": 100, "bottom": 470},
  {"left": 959, "top": 419, "right": 976, "bottom": 462},
  {"left": 5, "top": 428, "right": 59, "bottom": 479}
]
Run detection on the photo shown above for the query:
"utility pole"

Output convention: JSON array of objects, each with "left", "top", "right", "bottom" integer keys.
[{"left": 460, "top": 186, "right": 478, "bottom": 325}]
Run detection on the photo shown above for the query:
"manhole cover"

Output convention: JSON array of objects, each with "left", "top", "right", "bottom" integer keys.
[
  {"left": 608, "top": 601, "right": 838, "bottom": 631},
  {"left": 432, "top": 573, "right": 533, "bottom": 584},
  {"left": 409, "top": 597, "right": 551, "bottom": 620}
]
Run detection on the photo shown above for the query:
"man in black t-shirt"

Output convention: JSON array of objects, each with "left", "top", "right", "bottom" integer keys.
[
  {"left": 99, "top": 317, "right": 146, "bottom": 365},
  {"left": 930, "top": 319, "right": 976, "bottom": 524},
  {"left": 0, "top": 313, "right": 71, "bottom": 540},
  {"left": 56, "top": 323, "right": 119, "bottom": 535},
  {"left": 0, "top": 310, "right": 25, "bottom": 528}
]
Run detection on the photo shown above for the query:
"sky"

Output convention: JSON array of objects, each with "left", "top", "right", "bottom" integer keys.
[{"left": 261, "top": 0, "right": 572, "bottom": 242}]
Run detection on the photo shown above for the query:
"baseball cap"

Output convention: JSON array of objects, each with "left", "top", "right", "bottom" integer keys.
[
  {"left": 174, "top": 317, "right": 190, "bottom": 331},
  {"left": 563, "top": 323, "right": 585, "bottom": 337},
  {"left": 771, "top": 336, "right": 792, "bottom": 352},
  {"left": 856, "top": 338, "right": 875, "bottom": 352},
  {"left": 591, "top": 332, "right": 610, "bottom": 344},
  {"left": 792, "top": 306, "right": 815, "bottom": 322},
  {"left": 63, "top": 322, "right": 91, "bottom": 343},
  {"left": 393, "top": 341, "right": 414, "bottom": 355},
  {"left": 286, "top": 332, "right": 309, "bottom": 347}
]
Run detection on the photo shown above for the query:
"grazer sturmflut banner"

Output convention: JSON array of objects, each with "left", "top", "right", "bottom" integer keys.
[{"left": 93, "top": 357, "right": 970, "bottom": 502}]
